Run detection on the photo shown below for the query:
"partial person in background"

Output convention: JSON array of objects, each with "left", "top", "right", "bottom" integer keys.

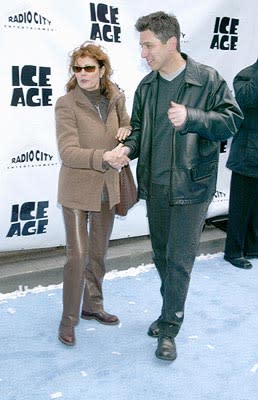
[
  {"left": 55, "top": 42, "right": 131, "bottom": 346},
  {"left": 224, "top": 59, "right": 258, "bottom": 269},
  {"left": 119, "top": 11, "right": 243, "bottom": 361}
]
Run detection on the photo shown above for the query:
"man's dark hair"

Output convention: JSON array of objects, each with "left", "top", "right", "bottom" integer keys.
[{"left": 135, "top": 11, "right": 181, "bottom": 51}]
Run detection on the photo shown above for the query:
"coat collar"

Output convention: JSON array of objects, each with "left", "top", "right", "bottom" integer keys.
[
  {"left": 73, "top": 83, "right": 123, "bottom": 108},
  {"left": 142, "top": 53, "right": 203, "bottom": 87}
]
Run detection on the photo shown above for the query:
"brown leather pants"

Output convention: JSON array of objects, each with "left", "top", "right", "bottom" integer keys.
[{"left": 61, "top": 203, "right": 115, "bottom": 327}]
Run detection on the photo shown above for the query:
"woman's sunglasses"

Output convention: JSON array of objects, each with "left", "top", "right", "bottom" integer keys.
[{"left": 72, "top": 65, "right": 97, "bottom": 73}]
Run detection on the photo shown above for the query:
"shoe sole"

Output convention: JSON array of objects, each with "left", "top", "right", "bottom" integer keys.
[
  {"left": 81, "top": 315, "right": 120, "bottom": 325},
  {"left": 155, "top": 350, "right": 177, "bottom": 362},
  {"left": 58, "top": 335, "right": 75, "bottom": 346},
  {"left": 147, "top": 330, "right": 159, "bottom": 338},
  {"left": 224, "top": 256, "right": 253, "bottom": 269}
]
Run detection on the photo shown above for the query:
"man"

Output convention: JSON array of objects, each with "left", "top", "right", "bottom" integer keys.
[
  {"left": 120, "top": 11, "right": 243, "bottom": 361},
  {"left": 224, "top": 59, "right": 258, "bottom": 269}
]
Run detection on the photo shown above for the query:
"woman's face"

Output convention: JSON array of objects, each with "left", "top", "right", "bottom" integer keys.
[{"left": 73, "top": 56, "right": 104, "bottom": 91}]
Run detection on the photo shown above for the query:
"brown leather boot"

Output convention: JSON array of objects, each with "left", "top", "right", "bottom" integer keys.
[
  {"left": 81, "top": 310, "right": 119, "bottom": 325},
  {"left": 58, "top": 323, "right": 75, "bottom": 346}
]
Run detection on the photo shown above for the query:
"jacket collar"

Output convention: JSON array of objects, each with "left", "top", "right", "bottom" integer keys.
[
  {"left": 142, "top": 53, "right": 203, "bottom": 87},
  {"left": 182, "top": 53, "right": 203, "bottom": 87},
  {"left": 73, "top": 83, "right": 123, "bottom": 107}
]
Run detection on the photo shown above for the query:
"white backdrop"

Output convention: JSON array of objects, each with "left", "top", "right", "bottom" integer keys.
[{"left": 1, "top": 0, "right": 258, "bottom": 251}]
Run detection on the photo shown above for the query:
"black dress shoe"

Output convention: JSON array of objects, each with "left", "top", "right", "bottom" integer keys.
[
  {"left": 147, "top": 319, "right": 160, "bottom": 337},
  {"left": 81, "top": 310, "right": 119, "bottom": 325},
  {"left": 224, "top": 255, "right": 253, "bottom": 269},
  {"left": 58, "top": 324, "right": 75, "bottom": 346},
  {"left": 155, "top": 335, "right": 177, "bottom": 361}
]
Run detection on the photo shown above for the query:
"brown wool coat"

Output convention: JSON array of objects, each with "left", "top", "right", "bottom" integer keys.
[{"left": 55, "top": 84, "right": 130, "bottom": 211}]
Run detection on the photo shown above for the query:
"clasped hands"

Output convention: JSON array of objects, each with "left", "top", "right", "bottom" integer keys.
[
  {"left": 103, "top": 143, "right": 130, "bottom": 170},
  {"left": 103, "top": 126, "right": 131, "bottom": 170}
]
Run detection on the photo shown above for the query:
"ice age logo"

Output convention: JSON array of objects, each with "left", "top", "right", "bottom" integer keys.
[
  {"left": 89, "top": 2, "right": 121, "bottom": 42},
  {"left": 6, "top": 201, "right": 49, "bottom": 237},
  {"left": 210, "top": 17, "right": 239, "bottom": 50},
  {"left": 11, "top": 65, "right": 52, "bottom": 107}
]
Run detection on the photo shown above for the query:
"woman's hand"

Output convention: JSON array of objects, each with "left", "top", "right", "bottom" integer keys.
[
  {"left": 103, "top": 143, "right": 130, "bottom": 170},
  {"left": 115, "top": 126, "right": 132, "bottom": 143}
]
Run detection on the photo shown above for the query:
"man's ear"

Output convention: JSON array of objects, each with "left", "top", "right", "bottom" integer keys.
[{"left": 167, "top": 36, "right": 177, "bottom": 51}]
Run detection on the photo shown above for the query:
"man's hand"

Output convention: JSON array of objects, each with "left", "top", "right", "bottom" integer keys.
[
  {"left": 168, "top": 101, "right": 187, "bottom": 128},
  {"left": 103, "top": 143, "right": 130, "bottom": 170}
]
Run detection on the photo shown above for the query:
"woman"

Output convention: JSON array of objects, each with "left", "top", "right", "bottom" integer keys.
[{"left": 55, "top": 42, "right": 131, "bottom": 346}]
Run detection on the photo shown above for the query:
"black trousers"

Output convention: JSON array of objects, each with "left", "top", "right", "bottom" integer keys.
[
  {"left": 224, "top": 171, "right": 258, "bottom": 258},
  {"left": 146, "top": 184, "right": 210, "bottom": 338}
]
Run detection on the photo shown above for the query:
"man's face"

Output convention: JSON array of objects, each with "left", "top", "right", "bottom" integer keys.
[{"left": 139, "top": 29, "right": 173, "bottom": 74}]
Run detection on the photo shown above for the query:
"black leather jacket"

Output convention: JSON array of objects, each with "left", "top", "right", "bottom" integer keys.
[
  {"left": 125, "top": 54, "right": 243, "bottom": 205},
  {"left": 226, "top": 59, "right": 258, "bottom": 178}
]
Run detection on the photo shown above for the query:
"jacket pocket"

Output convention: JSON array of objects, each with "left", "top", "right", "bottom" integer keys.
[
  {"left": 191, "top": 161, "right": 217, "bottom": 181},
  {"left": 245, "top": 130, "right": 258, "bottom": 166}
]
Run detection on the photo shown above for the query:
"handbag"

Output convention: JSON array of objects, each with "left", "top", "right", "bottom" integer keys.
[{"left": 115, "top": 164, "right": 138, "bottom": 216}]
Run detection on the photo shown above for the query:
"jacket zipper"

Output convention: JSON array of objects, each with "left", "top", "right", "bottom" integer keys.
[{"left": 95, "top": 104, "right": 103, "bottom": 120}]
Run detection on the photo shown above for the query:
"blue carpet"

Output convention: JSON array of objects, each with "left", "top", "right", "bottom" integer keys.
[{"left": 0, "top": 253, "right": 258, "bottom": 400}]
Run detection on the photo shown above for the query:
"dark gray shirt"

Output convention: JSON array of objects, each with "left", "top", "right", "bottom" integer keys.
[{"left": 151, "top": 70, "right": 185, "bottom": 185}]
